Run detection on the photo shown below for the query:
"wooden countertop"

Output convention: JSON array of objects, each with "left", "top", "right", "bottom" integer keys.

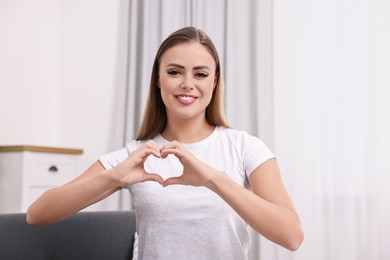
[{"left": 0, "top": 145, "right": 83, "bottom": 155}]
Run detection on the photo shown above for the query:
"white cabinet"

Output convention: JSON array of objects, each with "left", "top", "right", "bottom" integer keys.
[{"left": 0, "top": 145, "right": 83, "bottom": 213}]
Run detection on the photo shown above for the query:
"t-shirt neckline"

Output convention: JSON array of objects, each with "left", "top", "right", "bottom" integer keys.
[{"left": 156, "top": 126, "right": 221, "bottom": 148}]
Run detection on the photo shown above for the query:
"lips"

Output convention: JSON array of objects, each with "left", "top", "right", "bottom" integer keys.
[{"left": 175, "top": 94, "right": 198, "bottom": 105}]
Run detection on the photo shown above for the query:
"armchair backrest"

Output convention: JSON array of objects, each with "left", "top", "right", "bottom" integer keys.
[{"left": 0, "top": 211, "right": 136, "bottom": 260}]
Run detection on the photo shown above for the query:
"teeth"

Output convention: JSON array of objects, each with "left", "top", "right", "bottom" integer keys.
[{"left": 177, "top": 96, "right": 194, "bottom": 101}]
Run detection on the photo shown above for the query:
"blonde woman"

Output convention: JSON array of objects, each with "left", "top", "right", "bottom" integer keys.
[{"left": 27, "top": 27, "right": 303, "bottom": 259}]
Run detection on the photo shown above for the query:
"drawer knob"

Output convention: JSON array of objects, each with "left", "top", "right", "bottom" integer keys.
[{"left": 48, "top": 165, "right": 59, "bottom": 173}]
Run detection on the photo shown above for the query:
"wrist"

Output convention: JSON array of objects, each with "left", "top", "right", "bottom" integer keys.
[
  {"left": 206, "top": 170, "right": 228, "bottom": 191},
  {"left": 105, "top": 168, "right": 125, "bottom": 189}
]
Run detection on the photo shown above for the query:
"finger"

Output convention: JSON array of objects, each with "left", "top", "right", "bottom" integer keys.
[
  {"left": 160, "top": 147, "right": 184, "bottom": 159},
  {"left": 160, "top": 140, "right": 187, "bottom": 158},
  {"left": 140, "top": 148, "right": 161, "bottom": 159},
  {"left": 163, "top": 176, "right": 184, "bottom": 187},
  {"left": 138, "top": 141, "right": 161, "bottom": 158},
  {"left": 131, "top": 145, "right": 159, "bottom": 160},
  {"left": 161, "top": 140, "right": 183, "bottom": 151},
  {"left": 145, "top": 140, "right": 162, "bottom": 153},
  {"left": 142, "top": 173, "right": 164, "bottom": 185}
]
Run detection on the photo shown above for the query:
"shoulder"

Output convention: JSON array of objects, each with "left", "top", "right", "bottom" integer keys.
[
  {"left": 217, "top": 127, "right": 274, "bottom": 157},
  {"left": 98, "top": 139, "right": 147, "bottom": 170},
  {"left": 216, "top": 127, "right": 261, "bottom": 144},
  {"left": 125, "top": 139, "right": 148, "bottom": 152},
  {"left": 215, "top": 127, "right": 275, "bottom": 176}
]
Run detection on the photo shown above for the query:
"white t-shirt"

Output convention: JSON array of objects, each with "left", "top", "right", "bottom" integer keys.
[{"left": 99, "top": 127, "right": 275, "bottom": 260}]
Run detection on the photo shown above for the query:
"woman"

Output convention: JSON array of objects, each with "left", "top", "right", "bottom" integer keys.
[{"left": 27, "top": 27, "right": 303, "bottom": 259}]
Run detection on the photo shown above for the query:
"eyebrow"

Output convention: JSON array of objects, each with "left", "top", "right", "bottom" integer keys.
[{"left": 166, "top": 63, "right": 211, "bottom": 70}]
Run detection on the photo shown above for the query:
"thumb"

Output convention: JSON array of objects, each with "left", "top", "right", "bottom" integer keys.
[
  {"left": 163, "top": 176, "right": 184, "bottom": 187},
  {"left": 142, "top": 173, "right": 164, "bottom": 185}
]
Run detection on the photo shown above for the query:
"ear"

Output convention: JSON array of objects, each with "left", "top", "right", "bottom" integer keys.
[
  {"left": 214, "top": 74, "right": 218, "bottom": 89},
  {"left": 157, "top": 79, "right": 161, "bottom": 89}
]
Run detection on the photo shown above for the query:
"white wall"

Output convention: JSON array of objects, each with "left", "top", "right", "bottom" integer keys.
[
  {"left": 0, "top": 0, "right": 58, "bottom": 145},
  {"left": 0, "top": 0, "right": 128, "bottom": 210}
]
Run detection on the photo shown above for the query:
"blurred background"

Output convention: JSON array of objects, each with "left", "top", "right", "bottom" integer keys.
[{"left": 1, "top": 0, "right": 389, "bottom": 259}]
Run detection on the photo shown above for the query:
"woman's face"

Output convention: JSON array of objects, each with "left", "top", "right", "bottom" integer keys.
[{"left": 158, "top": 42, "right": 216, "bottom": 122}]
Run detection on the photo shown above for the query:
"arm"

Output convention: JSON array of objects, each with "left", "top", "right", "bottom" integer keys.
[
  {"left": 26, "top": 161, "right": 119, "bottom": 226},
  {"left": 27, "top": 141, "right": 164, "bottom": 226},
  {"left": 208, "top": 159, "right": 304, "bottom": 251},
  {"left": 162, "top": 141, "right": 304, "bottom": 251}
]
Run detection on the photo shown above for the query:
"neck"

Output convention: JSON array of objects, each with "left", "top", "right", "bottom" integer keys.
[{"left": 162, "top": 117, "right": 215, "bottom": 143}]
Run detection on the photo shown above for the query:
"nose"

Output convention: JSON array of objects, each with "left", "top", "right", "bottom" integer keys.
[{"left": 180, "top": 76, "right": 194, "bottom": 90}]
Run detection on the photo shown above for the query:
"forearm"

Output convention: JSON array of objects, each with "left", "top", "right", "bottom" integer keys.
[
  {"left": 208, "top": 172, "right": 303, "bottom": 251},
  {"left": 26, "top": 170, "right": 118, "bottom": 226}
]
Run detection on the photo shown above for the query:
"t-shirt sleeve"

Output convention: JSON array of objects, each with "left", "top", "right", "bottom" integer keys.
[
  {"left": 98, "top": 140, "right": 141, "bottom": 170},
  {"left": 242, "top": 133, "right": 275, "bottom": 177},
  {"left": 98, "top": 147, "right": 129, "bottom": 170}
]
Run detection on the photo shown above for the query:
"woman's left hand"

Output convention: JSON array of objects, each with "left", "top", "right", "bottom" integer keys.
[{"left": 160, "top": 141, "right": 221, "bottom": 188}]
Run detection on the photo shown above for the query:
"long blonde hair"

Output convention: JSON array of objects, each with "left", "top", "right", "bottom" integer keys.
[{"left": 136, "top": 27, "right": 229, "bottom": 140}]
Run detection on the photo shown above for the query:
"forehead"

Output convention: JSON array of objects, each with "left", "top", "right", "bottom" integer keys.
[{"left": 159, "top": 42, "right": 216, "bottom": 68}]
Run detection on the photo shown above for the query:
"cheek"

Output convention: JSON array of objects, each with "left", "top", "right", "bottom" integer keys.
[
  {"left": 159, "top": 80, "right": 176, "bottom": 104},
  {"left": 201, "top": 81, "right": 215, "bottom": 97},
  {"left": 159, "top": 87, "right": 170, "bottom": 103},
  {"left": 159, "top": 76, "right": 178, "bottom": 90}
]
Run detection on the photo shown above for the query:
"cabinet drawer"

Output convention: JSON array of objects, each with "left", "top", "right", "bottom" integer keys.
[{"left": 24, "top": 152, "right": 77, "bottom": 186}]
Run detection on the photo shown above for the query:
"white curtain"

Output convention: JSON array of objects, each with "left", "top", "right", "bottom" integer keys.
[{"left": 270, "top": 0, "right": 390, "bottom": 259}]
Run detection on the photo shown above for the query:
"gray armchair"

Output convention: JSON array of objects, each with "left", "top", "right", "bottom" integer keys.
[{"left": 0, "top": 211, "right": 136, "bottom": 260}]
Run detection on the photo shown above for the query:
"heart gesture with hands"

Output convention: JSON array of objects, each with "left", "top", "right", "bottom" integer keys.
[
  {"left": 109, "top": 140, "right": 219, "bottom": 189},
  {"left": 160, "top": 140, "right": 220, "bottom": 188},
  {"left": 108, "top": 140, "right": 164, "bottom": 188}
]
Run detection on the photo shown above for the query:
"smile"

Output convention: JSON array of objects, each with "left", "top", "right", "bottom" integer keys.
[{"left": 175, "top": 95, "right": 198, "bottom": 104}]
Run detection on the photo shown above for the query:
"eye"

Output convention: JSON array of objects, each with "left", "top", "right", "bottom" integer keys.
[
  {"left": 195, "top": 72, "right": 209, "bottom": 78},
  {"left": 167, "top": 70, "right": 181, "bottom": 76}
]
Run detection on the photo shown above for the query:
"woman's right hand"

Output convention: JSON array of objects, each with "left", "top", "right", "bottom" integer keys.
[
  {"left": 108, "top": 140, "right": 164, "bottom": 188},
  {"left": 26, "top": 140, "right": 163, "bottom": 226}
]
